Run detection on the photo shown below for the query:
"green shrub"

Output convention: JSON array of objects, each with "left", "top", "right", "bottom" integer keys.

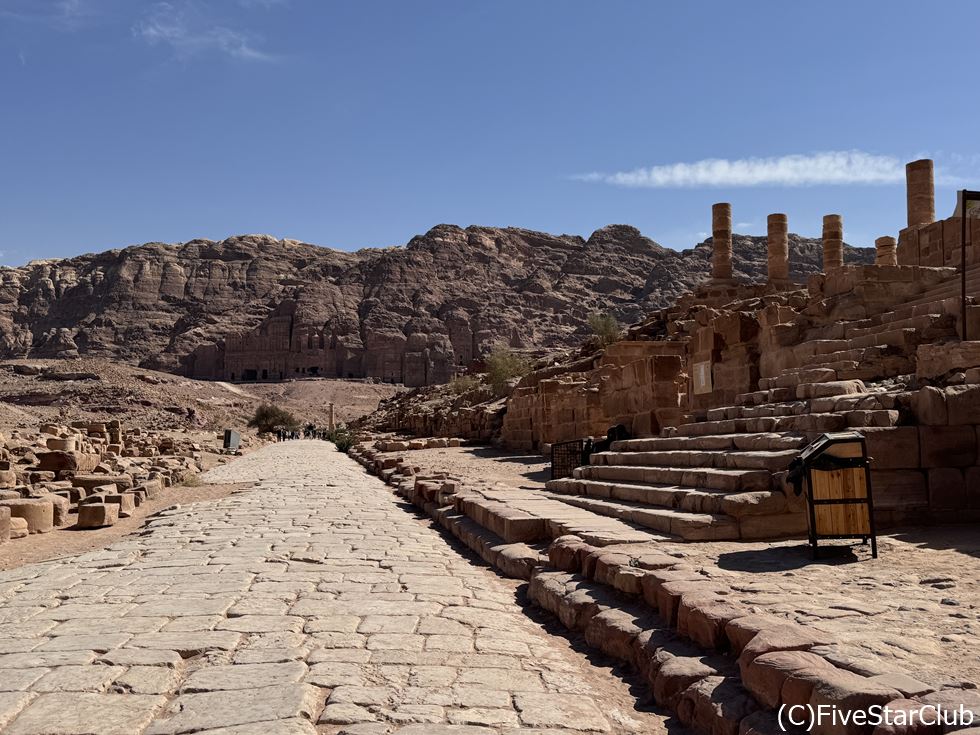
[
  {"left": 447, "top": 374, "right": 481, "bottom": 395},
  {"left": 588, "top": 312, "right": 620, "bottom": 347},
  {"left": 247, "top": 403, "right": 299, "bottom": 434},
  {"left": 325, "top": 426, "right": 356, "bottom": 453},
  {"left": 485, "top": 345, "right": 531, "bottom": 396}
]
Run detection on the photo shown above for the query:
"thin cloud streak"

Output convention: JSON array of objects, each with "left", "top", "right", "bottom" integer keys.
[
  {"left": 575, "top": 151, "right": 909, "bottom": 188},
  {"left": 133, "top": 2, "right": 277, "bottom": 62},
  {"left": 0, "top": 0, "right": 100, "bottom": 31}
]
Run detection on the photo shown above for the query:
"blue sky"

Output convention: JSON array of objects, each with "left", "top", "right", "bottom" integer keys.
[{"left": 1, "top": 1, "right": 978, "bottom": 266}]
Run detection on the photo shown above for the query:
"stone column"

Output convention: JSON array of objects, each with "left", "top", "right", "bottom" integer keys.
[
  {"left": 767, "top": 213, "right": 789, "bottom": 282},
  {"left": 906, "top": 159, "right": 935, "bottom": 228},
  {"left": 328, "top": 403, "right": 335, "bottom": 431},
  {"left": 875, "top": 236, "right": 898, "bottom": 266},
  {"left": 711, "top": 202, "right": 733, "bottom": 280},
  {"left": 822, "top": 214, "right": 844, "bottom": 271}
]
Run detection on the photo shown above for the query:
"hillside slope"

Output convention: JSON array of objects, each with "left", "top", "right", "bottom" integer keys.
[{"left": 0, "top": 225, "right": 873, "bottom": 376}]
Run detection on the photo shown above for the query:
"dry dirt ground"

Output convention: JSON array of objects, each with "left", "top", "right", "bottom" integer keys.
[
  {"left": 379, "top": 444, "right": 980, "bottom": 689},
  {"left": 0, "top": 358, "right": 399, "bottom": 435}
]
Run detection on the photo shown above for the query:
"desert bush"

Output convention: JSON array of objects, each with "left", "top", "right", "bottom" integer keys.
[
  {"left": 588, "top": 312, "right": 620, "bottom": 347},
  {"left": 247, "top": 403, "right": 299, "bottom": 434},
  {"left": 325, "top": 426, "right": 355, "bottom": 453},
  {"left": 485, "top": 346, "right": 531, "bottom": 396},
  {"left": 447, "top": 374, "right": 481, "bottom": 395}
]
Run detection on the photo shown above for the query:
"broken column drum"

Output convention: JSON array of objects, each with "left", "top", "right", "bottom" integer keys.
[{"left": 875, "top": 236, "right": 898, "bottom": 267}]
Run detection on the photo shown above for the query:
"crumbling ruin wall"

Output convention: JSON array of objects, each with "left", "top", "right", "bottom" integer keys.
[{"left": 501, "top": 341, "right": 686, "bottom": 451}]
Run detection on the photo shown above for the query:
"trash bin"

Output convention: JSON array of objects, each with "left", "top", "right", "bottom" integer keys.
[
  {"left": 550, "top": 439, "right": 593, "bottom": 480},
  {"left": 789, "top": 431, "right": 878, "bottom": 559},
  {"left": 223, "top": 429, "right": 241, "bottom": 451}
]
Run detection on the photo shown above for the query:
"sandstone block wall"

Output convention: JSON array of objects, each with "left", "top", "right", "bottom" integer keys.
[
  {"left": 863, "top": 385, "right": 980, "bottom": 525},
  {"left": 897, "top": 215, "right": 980, "bottom": 268},
  {"left": 501, "top": 342, "right": 686, "bottom": 451}
]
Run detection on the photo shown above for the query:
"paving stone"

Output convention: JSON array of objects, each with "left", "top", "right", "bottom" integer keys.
[
  {"left": 0, "top": 692, "right": 35, "bottom": 730},
  {"left": 146, "top": 684, "right": 320, "bottom": 735},
  {"left": 113, "top": 666, "right": 182, "bottom": 695},
  {"left": 98, "top": 649, "right": 183, "bottom": 667},
  {"left": 181, "top": 662, "right": 308, "bottom": 692},
  {"left": 0, "top": 669, "right": 48, "bottom": 692},
  {"left": 7, "top": 693, "right": 166, "bottom": 735},
  {"left": 31, "top": 665, "right": 126, "bottom": 692},
  {"left": 514, "top": 692, "right": 611, "bottom": 731}
]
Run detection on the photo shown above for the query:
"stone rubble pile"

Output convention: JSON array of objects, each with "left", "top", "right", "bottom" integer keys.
[
  {"left": 0, "top": 420, "right": 214, "bottom": 541},
  {"left": 373, "top": 436, "right": 464, "bottom": 452}
]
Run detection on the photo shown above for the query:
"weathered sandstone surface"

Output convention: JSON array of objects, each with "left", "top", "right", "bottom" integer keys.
[{"left": 0, "top": 225, "right": 872, "bottom": 384}]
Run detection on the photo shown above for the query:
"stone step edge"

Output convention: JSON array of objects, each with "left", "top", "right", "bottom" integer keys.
[
  {"left": 350, "top": 443, "right": 546, "bottom": 580},
  {"left": 351, "top": 442, "right": 962, "bottom": 735},
  {"left": 536, "top": 538, "right": 948, "bottom": 735}
]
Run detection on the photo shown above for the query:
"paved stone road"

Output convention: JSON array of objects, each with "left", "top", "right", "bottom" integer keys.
[{"left": 0, "top": 441, "right": 667, "bottom": 735}]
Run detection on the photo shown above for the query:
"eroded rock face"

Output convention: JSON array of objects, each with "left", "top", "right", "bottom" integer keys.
[{"left": 0, "top": 226, "right": 873, "bottom": 385}]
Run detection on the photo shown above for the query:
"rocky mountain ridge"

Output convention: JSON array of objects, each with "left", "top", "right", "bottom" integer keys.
[{"left": 0, "top": 225, "right": 874, "bottom": 378}]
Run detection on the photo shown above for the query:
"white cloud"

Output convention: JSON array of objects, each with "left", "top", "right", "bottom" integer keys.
[
  {"left": 133, "top": 2, "right": 276, "bottom": 61},
  {"left": 574, "top": 151, "right": 908, "bottom": 188},
  {"left": 0, "top": 0, "right": 100, "bottom": 31}
]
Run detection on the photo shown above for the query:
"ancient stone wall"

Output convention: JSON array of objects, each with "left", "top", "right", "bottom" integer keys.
[{"left": 501, "top": 342, "right": 686, "bottom": 451}]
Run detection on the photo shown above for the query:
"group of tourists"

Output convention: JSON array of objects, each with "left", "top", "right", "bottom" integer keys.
[{"left": 274, "top": 424, "right": 333, "bottom": 442}]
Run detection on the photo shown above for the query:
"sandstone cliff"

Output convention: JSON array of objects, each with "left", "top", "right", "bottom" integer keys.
[{"left": 0, "top": 225, "right": 873, "bottom": 383}]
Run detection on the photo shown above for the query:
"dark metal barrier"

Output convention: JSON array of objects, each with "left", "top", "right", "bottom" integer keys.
[{"left": 550, "top": 439, "right": 593, "bottom": 480}]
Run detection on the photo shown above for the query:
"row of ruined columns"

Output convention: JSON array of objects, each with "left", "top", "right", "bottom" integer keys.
[{"left": 710, "top": 205, "right": 899, "bottom": 284}]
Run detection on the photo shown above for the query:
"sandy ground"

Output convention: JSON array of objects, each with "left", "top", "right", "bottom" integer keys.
[
  {"left": 0, "top": 358, "right": 400, "bottom": 435},
  {"left": 399, "top": 445, "right": 551, "bottom": 489},
  {"left": 241, "top": 377, "right": 401, "bottom": 426}
]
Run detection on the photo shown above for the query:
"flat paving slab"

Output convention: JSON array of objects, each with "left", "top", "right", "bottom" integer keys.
[{"left": 0, "top": 441, "right": 668, "bottom": 734}]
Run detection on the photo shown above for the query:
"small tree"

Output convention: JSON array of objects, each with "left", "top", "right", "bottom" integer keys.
[
  {"left": 248, "top": 403, "right": 299, "bottom": 434},
  {"left": 588, "top": 312, "right": 620, "bottom": 347},
  {"left": 485, "top": 345, "right": 531, "bottom": 396}
]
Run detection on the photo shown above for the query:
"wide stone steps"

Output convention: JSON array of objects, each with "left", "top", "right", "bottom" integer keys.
[
  {"left": 589, "top": 448, "right": 799, "bottom": 472},
  {"left": 610, "top": 432, "right": 807, "bottom": 452},
  {"left": 844, "top": 311, "right": 955, "bottom": 339},
  {"left": 547, "top": 475, "right": 790, "bottom": 515},
  {"left": 574, "top": 463, "right": 772, "bottom": 493},
  {"left": 543, "top": 492, "right": 740, "bottom": 540},
  {"left": 670, "top": 411, "right": 898, "bottom": 437},
  {"left": 897, "top": 266, "right": 980, "bottom": 310}
]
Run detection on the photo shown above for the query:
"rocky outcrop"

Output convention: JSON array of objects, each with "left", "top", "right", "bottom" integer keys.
[{"left": 0, "top": 226, "right": 873, "bottom": 385}]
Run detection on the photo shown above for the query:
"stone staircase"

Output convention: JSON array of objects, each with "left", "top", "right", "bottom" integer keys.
[
  {"left": 764, "top": 265, "right": 980, "bottom": 387},
  {"left": 348, "top": 437, "right": 975, "bottom": 735},
  {"left": 544, "top": 378, "right": 902, "bottom": 542}
]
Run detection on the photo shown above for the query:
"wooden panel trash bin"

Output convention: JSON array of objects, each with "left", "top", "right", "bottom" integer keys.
[{"left": 793, "top": 431, "right": 878, "bottom": 559}]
